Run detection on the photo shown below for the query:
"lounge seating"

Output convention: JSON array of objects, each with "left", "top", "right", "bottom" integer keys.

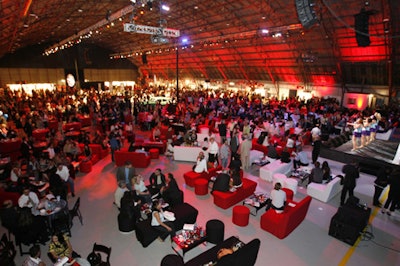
[
  {"left": 183, "top": 166, "right": 222, "bottom": 187},
  {"left": 114, "top": 150, "right": 151, "bottom": 168},
  {"left": 251, "top": 138, "right": 268, "bottom": 154},
  {"left": 135, "top": 203, "right": 198, "bottom": 247},
  {"left": 260, "top": 196, "right": 312, "bottom": 239},
  {"left": 173, "top": 146, "right": 205, "bottom": 162},
  {"left": 0, "top": 188, "right": 20, "bottom": 206},
  {"left": 212, "top": 178, "right": 257, "bottom": 209},
  {"left": 162, "top": 236, "right": 260, "bottom": 266},
  {"left": 307, "top": 176, "right": 342, "bottom": 202},
  {"left": 259, "top": 159, "right": 293, "bottom": 182}
]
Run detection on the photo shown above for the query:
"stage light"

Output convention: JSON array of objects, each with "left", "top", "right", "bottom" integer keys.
[
  {"left": 181, "top": 38, "right": 188, "bottom": 44},
  {"left": 261, "top": 29, "right": 269, "bottom": 34},
  {"left": 161, "top": 4, "right": 170, "bottom": 11}
]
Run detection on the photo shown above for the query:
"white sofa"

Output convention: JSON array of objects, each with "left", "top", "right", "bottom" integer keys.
[
  {"left": 307, "top": 177, "right": 342, "bottom": 203},
  {"left": 173, "top": 146, "right": 207, "bottom": 162},
  {"left": 259, "top": 158, "right": 293, "bottom": 182}
]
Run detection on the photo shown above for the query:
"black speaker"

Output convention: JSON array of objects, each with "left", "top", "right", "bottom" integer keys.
[
  {"left": 329, "top": 204, "right": 371, "bottom": 245},
  {"left": 142, "top": 54, "right": 148, "bottom": 64},
  {"left": 354, "top": 11, "right": 370, "bottom": 47},
  {"left": 295, "top": 0, "right": 318, "bottom": 29},
  {"left": 329, "top": 213, "right": 361, "bottom": 245}
]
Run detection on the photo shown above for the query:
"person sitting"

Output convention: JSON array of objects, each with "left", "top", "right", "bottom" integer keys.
[
  {"left": 18, "top": 187, "right": 39, "bottom": 209},
  {"left": 149, "top": 168, "right": 166, "bottom": 194},
  {"left": 292, "top": 147, "right": 309, "bottom": 169},
  {"left": 151, "top": 199, "right": 175, "bottom": 242},
  {"left": 280, "top": 147, "right": 291, "bottom": 163},
  {"left": 165, "top": 139, "right": 174, "bottom": 157},
  {"left": 55, "top": 163, "right": 75, "bottom": 197},
  {"left": 48, "top": 233, "right": 79, "bottom": 262},
  {"left": 160, "top": 173, "right": 182, "bottom": 207},
  {"left": 265, "top": 182, "right": 286, "bottom": 213},
  {"left": 81, "top": 143, "right": 92, "bottom": 162},
  {"left": 22, "top": 245, "right": 46, "bottom": 266},
  {"left": 114, "top": 180, "right": 129, "bottom": 209},
  {"left": 309, "top": 161, "right": 324, "bottom": 184},
  {"left": 229, "top": 153, "right": 242, "bottom": 172},
  {"left": 133, "top": 175, "right": 152, "bottom": 204},
  {"left": 322, "top": 161, "right": 331, "bottom": 181},
  {"left": 267, "top": 142, "right": 279, "bottom": 159},
  {"left": 152, "top": 125, "right": 161, "bottom": 141},
  {"left": 193, "top": 151, "right": 208, "bottom": 173},
  {"left": 230, "top": 168, "right": 242, "bottom": 188},
  {"left": 128, "top": 141, "right": 136, "bottom": 152},
  {"left": 120, "top": 191, "right": 142, "bottom": 223},
  {"left": 211, "top": 171, "right": 231, "bottom": 193}
]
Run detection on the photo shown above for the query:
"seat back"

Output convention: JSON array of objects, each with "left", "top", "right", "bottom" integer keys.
[
  {"left": 0, "top": 233, "right": 16, "bottom": 264},
  {"left": 70, "top": 197, "right": 83, "bottom": 225},
  {"left": 92, "top": 243, "right": 111, "bottom": 264}
]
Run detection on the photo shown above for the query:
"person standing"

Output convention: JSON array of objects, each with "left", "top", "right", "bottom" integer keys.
[
  {"left": 239, "top": 134, "right": 252, "bottom": 170},
  {"left": 340, "top": 162, "right": 359, "bottom": 206},
  {"left": 381, "top": 168, "right": 400, "bottom": 216},
  {"left": 116, "top": 161, "right": 136, "bottom": 191},
  {"left": 218, "top": 119, "right": 227, "bottom": 143},
  {"left": 56, "top": 163, "right": 75, "bottom": 197},
  {"left": 218, "top": 139, "right": 231, "bottom": 170},
  {"left": 373, "top": 167, "right": 389, "bottom": 207},
  {"left": 207, "top": 137, "right": 219, "bottom": 165},
  {"left": 312, "top": 135, "right": 321, "bottom": 164},
  {"left": 230, "top": 129, "right": 240, "bottom": 158}
]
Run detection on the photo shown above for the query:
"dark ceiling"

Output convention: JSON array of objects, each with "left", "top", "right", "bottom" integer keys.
[{"left": 1, "top": 0, "right": 399, "bottom": 87}]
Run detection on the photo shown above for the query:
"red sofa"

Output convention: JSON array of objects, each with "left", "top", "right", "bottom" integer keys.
[
  {"left": 183, "top": 166, "right": 222, "bottom": 187},
  {"left": 212, "top": 178, "right": 257, "bottom": 209},
  {"left": 114, "top": 150, "right": 151, "bottom": 168},
  {"left": 260, "top": 196, "right": 312, "bottom": 239}
]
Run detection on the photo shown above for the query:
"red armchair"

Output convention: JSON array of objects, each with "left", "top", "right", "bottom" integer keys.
[
  {"left": 183, "top": 166, "right": 222, "bottom": 187},
  {"left": 114, "top": 150, "right": 151, "bottom": 168},
  {"left": 260, "top": 196, "right": 312, "bottom": 239},
  {"left": 212, "top": 178, "right": 257, "bottom": 209}
]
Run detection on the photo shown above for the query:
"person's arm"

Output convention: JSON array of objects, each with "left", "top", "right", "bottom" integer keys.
[
  {"left": 154, "top": 211, "right": 172, "bottom": 231},
  {"left": 65, "top": 237, "right": 73, "bottom": 257}
]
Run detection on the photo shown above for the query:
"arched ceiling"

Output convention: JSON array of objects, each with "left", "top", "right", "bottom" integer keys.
[{"left": 0, "top": 0, "right": 399, "bottom": 86}]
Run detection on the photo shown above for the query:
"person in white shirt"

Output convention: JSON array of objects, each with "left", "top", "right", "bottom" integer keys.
[
  {"left": 56, "top": 163, "right": 75, "bottom": 197},
  {"left": 133, "top": 175, "right": 152, "bottom": 203},
  {"left": 266, "top": 182, "right": 287, "bottom": 213},
  {"left": 292, "top": 147, "right": 310, "bottom": 169},
  {"left": 311, "top": 124, "right": 321, "bottom": 141},
  {"left": 207, "top": 137, "right": 219, "bottom": 165},
  {"left": 114, "top": 180, "right": 129, "bottom": 209},
  {"left": 193, "top": 152, "right": 208, "bottom": 173},
  {"left": 151, "top": 199, "right": 175, "bottom": 241},
  {"left": 18, "top": 187, "right": 39, "bottom": 209},
  {"left": 22, "top": 245, "right": 46, "bottom": 266}
]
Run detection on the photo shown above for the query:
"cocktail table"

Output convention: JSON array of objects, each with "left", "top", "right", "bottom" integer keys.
[
  {"left": 171, "top": 227, "right": 207, "bottom": 258},
  {"left": 243, "top": 193, "right": 269, "bottom": 216}
]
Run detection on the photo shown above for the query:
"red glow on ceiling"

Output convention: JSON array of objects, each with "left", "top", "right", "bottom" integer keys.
[
  {"left": 311, "top": 75, "right": 336, "bottom": 86},
  {"left": 340, "top": 46, "right": 387, "bottom": 62}
]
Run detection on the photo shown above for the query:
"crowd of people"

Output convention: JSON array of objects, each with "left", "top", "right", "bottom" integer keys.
[{"left": 1, "top": 84, "right": 400, "bottom": 264}]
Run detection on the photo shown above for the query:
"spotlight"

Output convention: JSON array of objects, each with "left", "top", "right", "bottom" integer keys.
[
  {"left": 161, "top": 4, "right": 170, "bottom": 11},
  {"left": 261, "top": 29, "right": 269, "bottom": 34}
]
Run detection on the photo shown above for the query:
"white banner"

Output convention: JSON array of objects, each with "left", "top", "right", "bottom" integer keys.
[{"left": 124, "top": 23, "right": 180, "bottom": 37}]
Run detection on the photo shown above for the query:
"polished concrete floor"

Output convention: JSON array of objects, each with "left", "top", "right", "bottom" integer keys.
[{"left": 5, "top": 143, "right": 400, "bottom": 266}]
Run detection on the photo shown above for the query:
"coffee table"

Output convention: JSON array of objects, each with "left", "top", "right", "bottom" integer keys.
[
  {"left": 243, "top": 193, "right": 269, "bottom": 216},
  {"left": 171, "top": 228, "right": 207, "bottom": 258}
]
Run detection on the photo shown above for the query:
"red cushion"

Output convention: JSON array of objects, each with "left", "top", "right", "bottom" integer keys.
[
  {"left": 194, "top": 179, "right": 208, "bottom": 195},
  {"left": 232, "top": 205, "right": 250, "bottom": 226}
]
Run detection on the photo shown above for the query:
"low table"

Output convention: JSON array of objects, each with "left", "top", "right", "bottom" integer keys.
[
  {"left": 171, "top": 228, "right": 207, "bottom": 258},
  {"left": 290, "top": 167, "right": 311, "bottom": 185},
  {"left": 243, "top": 193, "right": 269, "bottom": 216}
]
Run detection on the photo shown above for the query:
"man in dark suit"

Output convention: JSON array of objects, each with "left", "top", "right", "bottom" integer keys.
[
  {"left": 340, "top": 162, "right": 359, "bottom": 205},
  {"left": 149, "top": 168, "right": 166, "bottom": 194},
  {"left": 116, "top": 161, "right": 136, "bottom": 191},
  {"left": 230, "top": 130, "right": 240, "bottom": 158}
]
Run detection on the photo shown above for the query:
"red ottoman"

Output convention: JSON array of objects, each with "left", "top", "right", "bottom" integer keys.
[
  {"left": 194, "top": 179, "right": 208, "bottom": 196},
  {"left": 80, "top": 160, "right": 92, "bottom": 173},
  {"left": 232, "top": 205, "right": 250, "bottom": 226},
  {"left": 149, "top": 148, "right": 159, "bottom": 159}
]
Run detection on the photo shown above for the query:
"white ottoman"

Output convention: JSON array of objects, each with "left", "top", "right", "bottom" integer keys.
[
  {"left": 199, "top": 126, "right": 209, "bottom": 135},
  {"left": 272, "top": 173, "right": 287, "bottom": 187},
  {"left": 284, "top": 178, "right": 298, "bottom": 195}
]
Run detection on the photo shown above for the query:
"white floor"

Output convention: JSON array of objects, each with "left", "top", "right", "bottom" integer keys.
[{"left": 5, "top": 145, "right": 400, "bottom": 266}]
